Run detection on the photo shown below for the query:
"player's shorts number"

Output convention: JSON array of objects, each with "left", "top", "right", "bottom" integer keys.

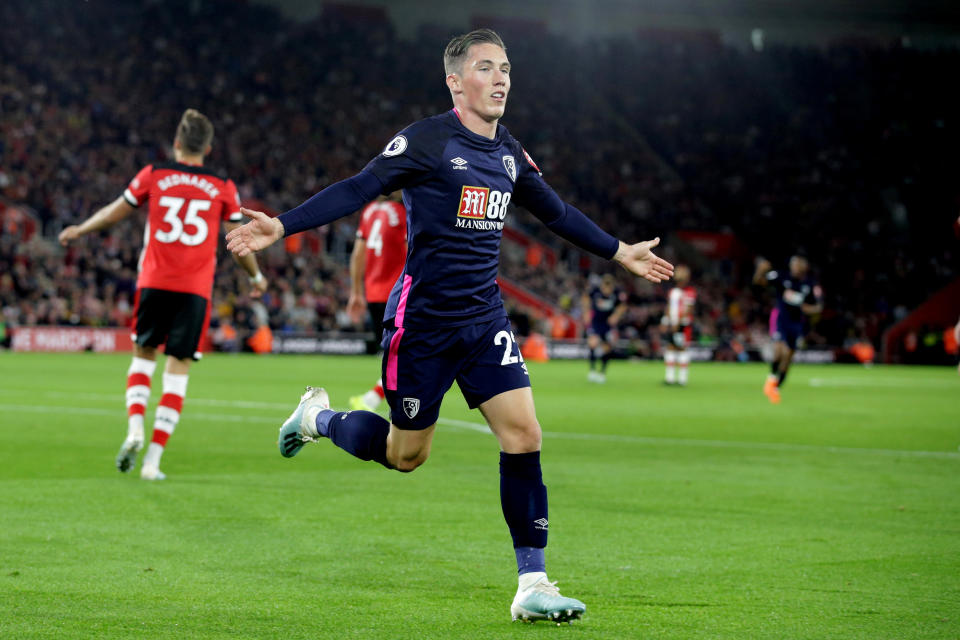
[
  {"left": 156, "top": 196, "right": 211, "bottom": 246},
  {"left": 494, "top": 329, "right": 525, "bottom": 366},
  {"left": 486, "top": 191, "right": 511, "bottom": 220}
]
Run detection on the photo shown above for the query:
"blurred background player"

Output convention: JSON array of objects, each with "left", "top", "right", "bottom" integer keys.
[
  {"left": 59, "top": 109, "right": 266, "bottom": 480},
  {"left": 347, "top": 192, "right": 408, "bottom": 411},
  {"left": 663, "top": 265, "right": 696, "bottom": 386},
  {"left": 581, "top": 274, "right": 628, "bottom": 383},
  {"left": 753, "top": 255, "right": 823, "bottom": 404},
  {"left": 955, "top": 317, "right": 960, "bottom": 376}
]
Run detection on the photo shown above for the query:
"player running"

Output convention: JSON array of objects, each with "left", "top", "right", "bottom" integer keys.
[
  {"left": 227, "top": 29, "right": 673, "bottom": 624},
  {"left": 663, "top": 264, "right": 696, "bottom": 386},
  {"left": 753, "top": 255, "right": 823, "bottom": 404},
  {"left": 59, "top": 109, "right": 266, "bottom": 480},
  {"left": 346, "top": 193, "right": 407, "bottom": 412},
  {"left": 581, "top": 274, "right": 628, "bottom": 383}
]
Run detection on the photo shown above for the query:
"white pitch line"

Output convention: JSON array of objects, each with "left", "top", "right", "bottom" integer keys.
[
  {"left": 433, "top": 418, "right": 960, "bottom": 460},
  {"left": 808, "top": 377, "right": 958, "bottom": 389},
  {"left": 2, "top": 404, "right": 277, "bottom": 424},
  {"left": 3, "top": 398, "right": 957, "bottom": 461},
  {"left": 34, "top": 390, "right": 291, "bottom": 410}
]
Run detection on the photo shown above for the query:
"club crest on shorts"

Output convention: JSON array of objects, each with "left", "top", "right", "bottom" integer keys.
[
  {"left": 402, "top": 397, "right": 420, "bottom": 419},
  {"left": 502, "top": 155, "right": 517, "bottom": 182}
]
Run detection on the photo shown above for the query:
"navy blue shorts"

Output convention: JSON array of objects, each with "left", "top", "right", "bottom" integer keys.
[
  {"left": 773, "top": 317, "right": 805, "bottom": 350},
  {"left": 381, "top": 315, "right": 531, "bottom": 430},
  {"left": 587, "top": 321, "right": 613, "bottom": 342}
]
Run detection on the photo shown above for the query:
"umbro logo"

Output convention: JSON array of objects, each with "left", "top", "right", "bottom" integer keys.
[
  {"left": 533, "top": 518, "right": 548, "bottom": 530},
  {"left": 450, "top": 157, "right": 469, "bottom": 170}
]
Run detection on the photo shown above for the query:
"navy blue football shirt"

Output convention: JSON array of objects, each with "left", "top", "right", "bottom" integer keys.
[
  {"left": 279, "top": 109, "right": 620, "bottom": 329},
  {"left": 588, "top": 286, "right": 624, "bottom": 329},
  {"left": 766, "top": 270, "right": 823, "bottom": 323}
]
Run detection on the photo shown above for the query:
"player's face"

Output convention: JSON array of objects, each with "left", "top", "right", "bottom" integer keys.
[
  {"left": 789, "top": 256, "right": 808, "bottom": 277},
  {"left": 457, "top": 43, "right": 511, "bottom": 121}
]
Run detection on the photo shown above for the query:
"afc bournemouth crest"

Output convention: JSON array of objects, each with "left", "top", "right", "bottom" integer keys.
[
  {"left": 402, "top": 397, "right": 420, "bottom": 419},
  {"left": 502, "top": 155, "right": 516, "bottom": 182}
]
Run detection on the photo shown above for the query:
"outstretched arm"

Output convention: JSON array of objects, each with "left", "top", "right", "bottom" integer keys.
[
  {"left": 226, "top": 170, "right": 383, "bottom": 257},
  {"left": 58, "top": 196, "right": 135, "bottom": 245},
  {"left": 515, "top": 170, "right": 673, "bottom": 283},
  {"left": 753, "top": 257, "right": 773, "bottom": 285},
  {"left": 611, "top": 239, "right": 674, "bottom": 283}
]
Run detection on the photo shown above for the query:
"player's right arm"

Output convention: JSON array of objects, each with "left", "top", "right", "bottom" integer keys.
[
  {"left": 580, "top": 293, "right": 592, "bottom": 325},
  {"left": 752, "top": 258, "right": 773, "bottom": 285},
  {"left": 58, "top": 196, "right": 135, "bottom": 245},
  {"left": 347, "top": 236, "right": 368, "bottom": 324},
  {"left": 227, "top": 122, "right": 440, "bottom": 258}
]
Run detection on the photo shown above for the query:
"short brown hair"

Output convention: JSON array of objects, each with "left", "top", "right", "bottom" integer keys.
[
  {"left": 175, "top": 108, "right": 214, "bottom": 154},
  {"left": 444, "top": 29, "right": 506, "bottom": 76}
]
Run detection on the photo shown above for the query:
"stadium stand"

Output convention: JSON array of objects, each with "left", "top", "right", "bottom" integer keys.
[{"left": 1, "top": 0, "right": 956, "bottom": 362}]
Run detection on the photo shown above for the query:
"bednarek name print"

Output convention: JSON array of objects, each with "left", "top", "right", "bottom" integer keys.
[{"left": 156, "top": 173, "right": 220, "bottom": 199}]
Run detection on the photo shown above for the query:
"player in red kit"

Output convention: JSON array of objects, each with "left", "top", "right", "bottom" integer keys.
[
  {"left": 663, "top": 265, "right": 696, "bottom": 386},
  {"left": 59, "top": 109, "right": 267, "bottom": 480},
  {"left": 347, "top": 193, "right": 408, "bottom": 412}
]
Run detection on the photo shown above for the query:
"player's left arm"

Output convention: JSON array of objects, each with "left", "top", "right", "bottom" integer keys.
[
  {"left": 580, "top": 293, "right": 592, "bottom": 324},
  {"left": 58, "top": 196, "right": 135, "bottom": 245},
  {"left": 802, "top": 284, "right": 823, "bottom": 316},
  {"left": 347, "top": 237, "right": 368, "bottom": 324},
  {"left": 609, "top": 296, "right": 629, "bottom": 326},
  {"left": 512, "top": 148, "right": 673, "bottom": 283},
  {"left": 223, "top": 221, "right": 267, "bottom": 298}
]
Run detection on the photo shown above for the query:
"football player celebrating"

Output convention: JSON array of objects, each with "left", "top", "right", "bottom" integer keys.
[
  {"left": 60, "top": 109, "right": 266, "bottom": 479},
  {"left": 754, "top": 255, "right": 823, "bottom": 404},
  {"left": 227, "top": 30, "right": 673, "bottom": 623}
]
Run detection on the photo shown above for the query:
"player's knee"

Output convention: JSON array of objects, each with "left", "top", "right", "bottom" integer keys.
[
  {"left": 504, "top": 420, "right": 542, "bottom": 453},
  {"left": 392, "top": 451, "right": 428, "bottom": 473}
]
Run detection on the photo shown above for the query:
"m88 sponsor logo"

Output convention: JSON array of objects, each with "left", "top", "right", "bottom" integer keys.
[{"left": 457, "top": 186, "right": 512, "bottom": 230}]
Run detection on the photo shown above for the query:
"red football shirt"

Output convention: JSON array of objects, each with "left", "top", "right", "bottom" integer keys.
[
  {"left": 356, "top": 200, "right": 407, "bottom": 303},
  {"left": 123, "top": 162, "right": 242, "bottom": 299}
]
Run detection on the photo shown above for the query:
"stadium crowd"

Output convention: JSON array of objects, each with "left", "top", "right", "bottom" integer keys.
[{"left": 1, "top": 0, "right": 956, "bottom": 358}]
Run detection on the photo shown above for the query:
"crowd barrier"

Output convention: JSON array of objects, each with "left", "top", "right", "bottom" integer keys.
[{"left": 9, "top": 326, "right": 837, "bottom": 363}]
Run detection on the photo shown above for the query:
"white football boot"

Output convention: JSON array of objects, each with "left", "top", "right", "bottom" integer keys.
[
  {"left": 511, "top": 572, "right": 586, "bottom": 624},
  {"left": 115, "top": 434, "right": 143, "bottom": 473},
  {"left": 140, "top": 464, "right": 166, "bottom": 481}
]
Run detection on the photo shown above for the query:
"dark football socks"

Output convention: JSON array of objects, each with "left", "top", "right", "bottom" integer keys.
[
  {"left": 316, "top": 409, "right": 391, "bottom": 468},
  {"left": 500, "top": 451, "right": 548, "bottom": 575}
]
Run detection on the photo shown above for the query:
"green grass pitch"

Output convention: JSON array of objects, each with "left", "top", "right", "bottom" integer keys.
[{"left": 0, "top": 352, "right": 957, "bottom": 639}]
